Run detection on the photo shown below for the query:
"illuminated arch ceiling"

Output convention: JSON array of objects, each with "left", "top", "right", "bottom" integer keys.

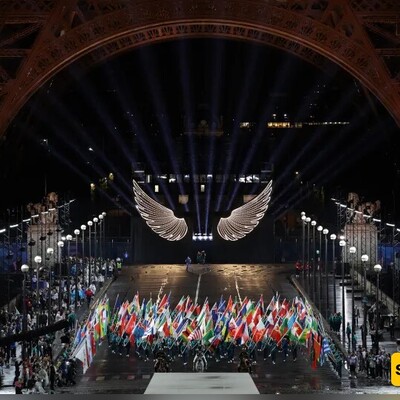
[{"left": 0, "top": 0, "right": 400, "bottom": 139}]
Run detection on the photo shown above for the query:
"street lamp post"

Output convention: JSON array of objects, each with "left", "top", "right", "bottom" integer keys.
[
  {"left": 339, "top": 238, "right": 346, "bottom": 344},
  {"left": 330, "top": 234, "right": 337, "bottom": 314},
  {"left": 349, "top": 246, "right": 357, "bottom": 351},
  {"left": 34, "top": 255, "right": 42, "bottom": 308},
  {"left": 98, "top": 214, "right": 104, "bottom": 277},
  {"left": 374, "top": 263, "right": 382, "bottom": 353},
  {"left": 93, "top": 217, "right": 98, "bottom": 277},
  {"left": 311, "top": 220, "right": 317, "bottom": 302},
  {"left": 306, "top": 217, "right": 311, "bottom": 290},
  {"left": 27, "top": 236, "right": 35, "bottom": 283},
  {"left": 21, "top": 263, "right": 29, "bottom": 359},
  {"left": 323, "top": 228, "right": 329, "bottom": 318},
  {"left": 306, "top": 217, "right": 311, "bottom": 292},
  {"left": 81, "top": 225, "right": 86, "bottom": 286},
  {"left": 66, "top": 234, "right": 72, "bottom": 309},
  {"left": 102, "top": 211, "right": 107, "bottom": 260},
  {"left": 317, "top": 225, "right": 323, "bottom": 310},
  {"left": 361, "top": 254, "right": 369, "bottom": 349},
  {"left": 57, "top": 240, "right": 64, "bottom": 310},
  {"left": 87, "top": 221, "right": 93, "bottom": 285},
  {"left": 46, "top": 247, "right": 54, "bottom": 323},
  {"left": 301, "top": 213, "right": 306, "bottom": 282},
  {"left": 74, "top": 229, "right": 80, "bottom": 311}
]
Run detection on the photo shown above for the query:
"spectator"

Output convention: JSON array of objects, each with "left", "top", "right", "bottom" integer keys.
[
  {"left": 185, "top": 256, "right": 191, "bottom": 272},
  {"left": 85, "top": 287, "right": 94, "bottom": 307}
]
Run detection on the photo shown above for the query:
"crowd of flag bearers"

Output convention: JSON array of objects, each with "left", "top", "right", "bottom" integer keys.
[{"left": 69, "top": 291, "right": 343, "bottom": 374}]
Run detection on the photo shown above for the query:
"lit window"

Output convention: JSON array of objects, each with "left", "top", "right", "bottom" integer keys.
[
  {"left": 179, "top": 195, "right": 189, "bottom": 204},
  {"left": 155, "top": 185, "right": 159, "bottom": 193},
  {"left": 200, "top": 184, "right": 205, "bottom": 193},
  {"left": 169, "top": 174, "right": 176, "bottom": 183}
]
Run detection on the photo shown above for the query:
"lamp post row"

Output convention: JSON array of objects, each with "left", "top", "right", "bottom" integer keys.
[
  {"left": 299, "top": 212, "right": 383, "bottom": 352},
  {"left": 23, "top": 211, "right": 106, "bottom": 327}
]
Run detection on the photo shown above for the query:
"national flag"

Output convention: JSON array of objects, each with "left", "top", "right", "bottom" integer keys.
[
  {"left": 240, "top": 322, "right": 250, "bottom": 345},
  {"left": 298, "top": 327, "right": 310, "bottom": 345},
  {"left": 86, "top": 332, "right": 93, "bottom": 366},
  {"left": 251, "top": 303, "right": 262, "bottom": 326},
  {"left": 188, "top": 327, "right": 203, "bottom": 341},
  {"left": 181, "top": 323, "right": 194, "bottom": 342},
  {"left": 158, "top": 292, "right": 170, "bottom": 312},
  {"left": 124, "top": 313, "right": 137, "bottom": 336},
  {"left": 322, "top": 337, "right": 331, "bottom": 357},
  {"left": 265, "top": 293, "right": 279, "bottom": 313},
  {"left": 217, "top": 296, "right": 226, "bottom": 314},
  {"left": 140, "top": 298, "right": 146, "bottom": 318},
  {"left": 252, "top": 319, "right": 266, "bottom": 343},
  {"left": 142, "top": 319, "right": 155, "bottom": 339},
  {"left": 209, "top": 333, "right": 223, "bottom": 348},
  {"left": 280, "top": 317, "right": 289, "bottom": 336},
  {"left": 270, "top": 323, "right": 282, "bottom": 343},
  {"left": 118, "top": 312, "right": 130, "bottom": 335},
  {"left": 211, "top": 302, "right": 218, "bottom": 323},
  {"left": 232, "top": 320, "right": 246, "bottom": 342},
  {"left": 259, "top": 294, "right": 264, "bottom": 314},
  {"left": 203, "top": 319, "right": 214, "bottom": 343},
  {"left": 225, "top": 295, "right": 233, "bottom": 314},
  {"left": 238, "top": 297, "right": 249, "bottom": 317},
  {"left": 197, "top": 299, "right": 209, "bottom": 325},
  {"left": 173, "top": 317, "right": 188, "bottom": 338},
  {"left": 145, "top": 298, "right": 153, "bottom": 318},
  {"left": 133, "top": 321, "right": 145, "bottom": 339},
  {"left": 265, "top": 311, "right": 275, "bottom": 327},
  {"left": 93, "top": 318, "right": 101, "bottom": 341},
  {"left": 74, "top": 340, "right": 89, "bottom": 374},
  {"left": 287, "top": 312, "right": 297, "bottom": 330},
  {"left": 184, "top": 296, "right": 193, "bottom": 313},
  {"left": 160, "top": 318, "right": 171, "bottom": 337},
  {"left": 90, "top": 330, "right": 96, "bottom": 358},
  {"left": 174, "top": 295, "right": 186, "bottom": 313},
  {"left": 128, "top": 293, "right": 140, "bottom": 315},
  {"left": 186, "top": 303, "right": 197, "bottom": 320},
  {"left": 320, "top": 337, "right": 331, "bottom": 365},
  {"left": 288, "top": 320, "right": 303, "bottom": 341},
  {"left": 278, "top": 298, "right": 290, "bottom": 318}
]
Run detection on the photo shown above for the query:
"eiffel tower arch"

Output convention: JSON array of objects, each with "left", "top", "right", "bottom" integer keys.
[{"left": 0, "top": 0, "right": 399, "bottom": 139}]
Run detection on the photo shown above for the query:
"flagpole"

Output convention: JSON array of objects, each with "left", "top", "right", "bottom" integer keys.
[{"left": 112, "top": 293, "right": 120, "bottom": 315}]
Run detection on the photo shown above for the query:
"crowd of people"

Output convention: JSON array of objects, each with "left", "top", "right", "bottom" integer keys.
[
  {"left": 348, "top": 346, "right": 392, "bottom": 382},
  {"left": 0, "top": 256, "right": 120, "bottom": 394}
]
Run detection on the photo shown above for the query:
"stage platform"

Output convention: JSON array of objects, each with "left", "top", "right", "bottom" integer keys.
[{"left": 144, "top": 372, "right": 260, "bottom": 394}]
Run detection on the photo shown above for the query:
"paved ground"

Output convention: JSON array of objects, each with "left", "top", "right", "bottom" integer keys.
[
  {"left": 2, "top": 264, "right": 398, "bottom": 394},
  {"left": 50, "top": 263, "right": 400, "bottom": 394}
]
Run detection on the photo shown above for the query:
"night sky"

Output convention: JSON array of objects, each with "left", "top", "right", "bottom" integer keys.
[{"left": 0, "top": 38, "right": 399, "bottom": 223}]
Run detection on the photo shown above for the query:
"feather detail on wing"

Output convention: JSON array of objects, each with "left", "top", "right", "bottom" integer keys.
[
  {"left": 132, "top": 179, "right": 188, "bottom": 241},
  {"left": 217, "top": 180, "right": 273, "bottom": 241}
]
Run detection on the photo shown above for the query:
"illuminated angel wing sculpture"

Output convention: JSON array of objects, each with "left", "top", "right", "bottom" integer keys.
[
  {"left": 132, "top": 179, "right": 188, "bottom": 241},
  {"left": 217, "top": 180, "right": 273, "bottom": 241}
]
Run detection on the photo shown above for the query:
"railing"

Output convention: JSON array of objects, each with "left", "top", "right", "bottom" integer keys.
[{"left": 353, "top": 268, "right": 400, "bottom": 317}]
